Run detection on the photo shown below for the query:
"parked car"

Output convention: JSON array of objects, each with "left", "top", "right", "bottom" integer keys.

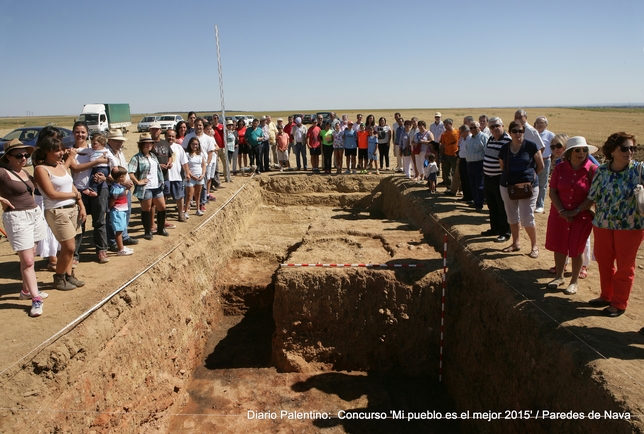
[
  {"left": 204, "top": 115, "right": 213, "bottom": 123},
  {"left": 291, "top": 113, "right": 304, "bottom": 121},
  {"left": 0, "top": 126, "right": 75, "bottom": 160},
  {"left": 137, "top": 116, "right": 158, "bottom": 132},
  {"left": 156, "top": 114, "right": 183, "bottom": 131},
  {"left": 302, "top": 114, "right": 313, "bottom": 124}
]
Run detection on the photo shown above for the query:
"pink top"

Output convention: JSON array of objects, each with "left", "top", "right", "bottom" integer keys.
[{"left": 549, "top": 159, "right": 596, "bottom": 212}]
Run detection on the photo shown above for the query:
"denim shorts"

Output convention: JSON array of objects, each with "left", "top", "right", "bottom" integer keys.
[{"left": 142, "top": 186, "right": 164, "bottom": 200}]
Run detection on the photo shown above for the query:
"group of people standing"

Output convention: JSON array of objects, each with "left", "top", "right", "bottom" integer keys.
[
  {"left": 1, "top": 108, "right": 643, "bottom": 331},
  {"left": 425, "top": 109, "right": 643, "bottom": 321}
]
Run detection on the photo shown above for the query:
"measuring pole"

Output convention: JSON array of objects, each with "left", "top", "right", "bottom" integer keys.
[
  {"left": 214, "top": 25, "right": 230, "bottom": 183},
  {"left": 439, "top": 234, "right": 447, "bottom": 382}
]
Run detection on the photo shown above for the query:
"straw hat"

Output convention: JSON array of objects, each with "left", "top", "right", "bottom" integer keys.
[
  {"left": 1, "top": 139, "right": 34, "bottom": 163},
  {"left": 107, "top": 129, "right": 127, "bottom": 141},
  {"left": 137, "top": 133, "right": 154, "bottom": 143},
  {"left": 565, "top": 136, "right": 598, "bottom": 155}
]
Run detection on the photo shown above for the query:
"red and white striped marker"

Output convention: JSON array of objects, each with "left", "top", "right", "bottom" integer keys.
[
  {"left": 279, "top": 263, "right": 425, "bottom": 268},
  {"left": 439, "top": 234, "right": 447, "bottom": 383}
]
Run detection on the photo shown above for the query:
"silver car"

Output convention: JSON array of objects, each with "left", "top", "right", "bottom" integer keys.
[{"left": 137, "top": 116, "right": 158, "bottom": 132}]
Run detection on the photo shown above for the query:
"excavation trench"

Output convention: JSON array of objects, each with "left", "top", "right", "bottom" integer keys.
[{"left": 1, "top": 175, "right": 640, "bottom": 433}]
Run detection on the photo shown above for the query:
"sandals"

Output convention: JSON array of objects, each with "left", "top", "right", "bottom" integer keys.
[
  {"left": 578, "top": 266, "right": 588, "bottom": 279},
  {"left": 547, "top": 277, "right": 565, "bottom": 289},
  {"left": 502, "top": 244, "right": 521, "bottom": 253},
  {"left": 529, "top": 248, "right": 539, "bottom": 259}
]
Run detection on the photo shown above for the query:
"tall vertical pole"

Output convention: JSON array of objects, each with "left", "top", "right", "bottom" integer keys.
[
  {"left": 439, "top": 234, "right": 447, "bottom": 382},
  {"left": 214, "top": 25, "right": 230, "bottom": 182}
]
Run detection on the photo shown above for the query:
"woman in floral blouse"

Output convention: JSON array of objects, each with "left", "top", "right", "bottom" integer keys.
[{"left": 579, "top": 132, "right": 643, "bottom": 317}]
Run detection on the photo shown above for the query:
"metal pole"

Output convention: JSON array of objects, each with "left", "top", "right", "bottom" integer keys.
[
  {"left": 439, "top": 234, "right": 447, "bottom": 382},
  {"left": 214, "top": 25, "right": 230, "bottom": 183}
]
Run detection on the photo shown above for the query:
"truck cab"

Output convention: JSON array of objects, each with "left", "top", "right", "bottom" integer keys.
[{"left": 79, "top": 103, "right": 132, "bottom": 135}]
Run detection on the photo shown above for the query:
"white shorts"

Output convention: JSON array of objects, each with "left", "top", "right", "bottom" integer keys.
[
  {"left": 2, "top": 207, "right": 47, "bottom": 251},
  {"left": 205, "top": 162, "right": 217, "bottom": 179}
]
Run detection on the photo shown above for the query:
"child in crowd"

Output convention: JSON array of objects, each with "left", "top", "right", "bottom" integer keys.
[
  {"left": 82, "top": 134, "right": 111, "bottom": 197},
  {"left": 184, "top": 137, "right": 206, "bottom": 217},
  {"left": 367, "top": 127, "right": 379, "bottom": 174},
  {"left": 356, "top": 123, "right": 369, "bottom": 173},
  {"left": 109, "top": 166, "right": 134, "bottom": 256},
  {"left": 276, "top": 124, "right": 290, "bottom": 171},
  {"left": 425, "top": 153, "right": 438, "bottom": 193}
]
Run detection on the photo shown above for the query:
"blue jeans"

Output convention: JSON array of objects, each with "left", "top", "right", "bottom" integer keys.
[
  {"left": 294, "top": 142, "right": 307, "bottom": 169},
  {"left": 260, "top": 141, "right": 270, "bottom": 172},
  {"left": 536, "top": 157, "right": 551, "bottom": 209}
]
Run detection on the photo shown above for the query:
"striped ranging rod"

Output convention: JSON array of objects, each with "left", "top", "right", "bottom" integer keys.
[{"left": 280, "top": 263, "right": 425, "bottom": 268}]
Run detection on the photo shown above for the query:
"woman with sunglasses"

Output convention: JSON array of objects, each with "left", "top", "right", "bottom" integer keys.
[
  {"left": 0, "top": 140, "right": 49, "bottom": 316},
  {"left": 498, "top": 121, "right": 544, "bottom": 258},
  {"left": 545, "top": 137, "right": 598, "bottom": 294},
  {"left": 577, "top": 132, "right": 644, "bottom": 317}
]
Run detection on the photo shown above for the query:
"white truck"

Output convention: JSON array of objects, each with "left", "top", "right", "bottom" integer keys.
[{"left": 79, "top": 103, "right": 132, "bottom": 135}]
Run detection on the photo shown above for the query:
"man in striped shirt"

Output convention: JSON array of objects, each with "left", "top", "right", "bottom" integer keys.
[{"left": 482, "top": 117, "right": 511, "bottom": 242}]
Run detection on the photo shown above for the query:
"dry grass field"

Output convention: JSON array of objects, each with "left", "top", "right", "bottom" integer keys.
[{"left": 2, "top": 106, "right": 643, "bottom": 160}]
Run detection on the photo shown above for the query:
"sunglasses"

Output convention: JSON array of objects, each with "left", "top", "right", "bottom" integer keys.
[
  {"left": 510, "top": 129, "right": 524, "bottom": 134},
  {"left": 573, "top": 147, "right": 588, "bottom": 153},
  {"left": 11, "top": 153, "right": 30, "bottom": 159},
  {"left": 619, "top": 145, "right": 636, "bottom": 152},
  {"left": 489, "top": 124, "right": 501, "bottom": 129},
  {"left": 550, "top": 143, "right": 563, "bottom": 150}
]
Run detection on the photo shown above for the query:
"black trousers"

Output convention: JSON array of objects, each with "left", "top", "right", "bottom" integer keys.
[{"left": 484, "top": 174, "right": 510, "bottom": 235}]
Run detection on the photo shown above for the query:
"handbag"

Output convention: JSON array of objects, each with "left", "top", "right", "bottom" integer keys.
[
  {"left": 634, "top": 162, "right": 644, "bottom": 216},
  {"left": 505, "top": 143, "right": 534, "bottom": 200},
  {"left": 508, "top": 182, "right": 533, "bottom": 200}
]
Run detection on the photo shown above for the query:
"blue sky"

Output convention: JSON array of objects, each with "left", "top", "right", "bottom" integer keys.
[{"left": 1, "top": 0, "right": 643, "bottom": 116}]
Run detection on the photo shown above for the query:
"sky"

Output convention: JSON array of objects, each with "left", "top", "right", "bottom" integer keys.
[{"left": 1, "top": 0, "right": 643, "bottom": 116}]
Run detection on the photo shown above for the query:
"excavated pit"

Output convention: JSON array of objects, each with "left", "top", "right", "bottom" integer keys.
[{"left": 169, "top": 176, "right": 457, "bottom": 433}]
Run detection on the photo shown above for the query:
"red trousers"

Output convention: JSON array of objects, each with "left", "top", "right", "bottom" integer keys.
[{"left": 593, "top": 226, "right": 644, "bottom": 310}]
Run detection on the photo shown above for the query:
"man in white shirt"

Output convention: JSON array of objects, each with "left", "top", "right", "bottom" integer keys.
[
  {"left": 479, "top": 114, "right": 490, "bottom": 136},
  {"left": 291, "top": 117, "right": 308, "bottom": 170},
  {"left": 533, "top": 116, "right": 556, "bottom": 213},
  {"left": 163, "top": 129, "right": 190, "bottom": 222},
  {"left": 105, "top": 129, "right": 138, "bottom": 251},
  {"left": 514, "top": 109, "right": 545, "bottom": 151}
]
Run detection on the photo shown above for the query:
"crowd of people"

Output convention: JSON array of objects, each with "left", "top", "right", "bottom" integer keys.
[{"left": 0, "top": 109, "right": 642, "bottom": 335}]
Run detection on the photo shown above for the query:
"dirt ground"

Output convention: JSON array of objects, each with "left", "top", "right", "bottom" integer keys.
[{"left": 1, "top": 123, "right": 644, "bottom": 432}]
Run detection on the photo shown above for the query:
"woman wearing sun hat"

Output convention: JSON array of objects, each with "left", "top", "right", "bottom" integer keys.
[
  {"left": 0, "top": 139, "right": 49, "bottom": 316},
  {"left": 545, "top": 136, "right": 598, "bottom": 295},
  {"left": 128, "top": 133, "right": 168, "bottom": 240}
]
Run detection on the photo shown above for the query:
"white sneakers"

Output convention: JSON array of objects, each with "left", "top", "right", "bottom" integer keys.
[
  {"left": 535, "top": 207, "right": 545, "bottom": 213},
  {"left": 118, "top": 247, "right": 134, "bottom": 256}
]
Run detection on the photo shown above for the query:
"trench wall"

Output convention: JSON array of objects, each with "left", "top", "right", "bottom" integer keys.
[
  {"left": 0, "top": 182, "right": 262, "bottom": 433},
  {"left": 379, "top": 178, "right": 637, "bottom": 434}
]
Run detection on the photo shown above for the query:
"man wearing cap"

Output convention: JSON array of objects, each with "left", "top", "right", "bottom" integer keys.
[
  {"left": 430, "top": 112, "right": 445, "bottom": 176},
  {"left": 481, "top": 117, "right": 511, "bottom": 242},
  {"left": 291, "top": 117, "right": 308, "bottom": 171},
  {"left": 266, "top": 115, "right": 279, "bottom": 169},
  {"left": 105, "top": 130, "right": 139, "bottom": 250}
]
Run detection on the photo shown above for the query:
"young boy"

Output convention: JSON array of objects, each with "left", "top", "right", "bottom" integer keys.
[
  {"left": 356, "top": 123, "right": 369, "bottom": 173},
  {"left": 276, "top": 124, "right": 290, "bottom": 171},
  {"left": 367, "top": 126, "right": 379, "bottom": 174},
  {"left": 109, "top": 166, "right": 134, "bottom": 256},
  {"left": 425, "top": 153, "right": 438, "bottom": 193}
]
